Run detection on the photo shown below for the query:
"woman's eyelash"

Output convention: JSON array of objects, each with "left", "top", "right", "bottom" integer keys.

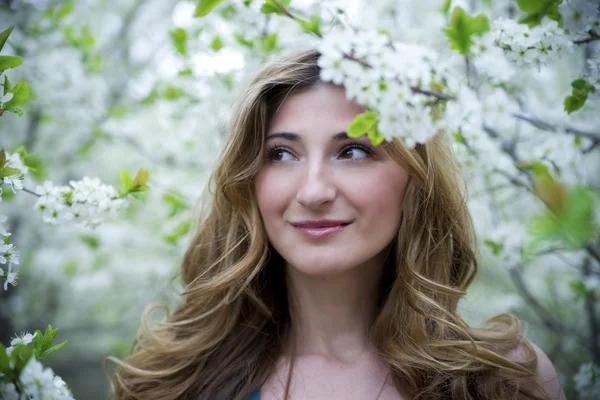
[{"left": 264, "top": 142, "right": 374, "bottom": 161}]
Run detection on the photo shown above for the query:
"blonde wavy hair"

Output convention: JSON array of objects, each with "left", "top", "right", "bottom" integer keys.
[{"left": 107, "top": 49, "right": 546, "bottom": 400}]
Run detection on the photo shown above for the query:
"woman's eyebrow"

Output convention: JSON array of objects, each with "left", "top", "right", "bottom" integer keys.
[{"left": 265, "top": 132, "right": 351, "bottom": 141}]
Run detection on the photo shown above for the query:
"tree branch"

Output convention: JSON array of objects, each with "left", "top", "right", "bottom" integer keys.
[
  {"left": 508, "top": 267, "right": 585, "bottom": 341},
  {"left": 585, "top": 242, "right": 600, "bottom": 265},
  {"left": 574, "top": 30, "right": 600, "bottom": 45},
  {"left": 511, "top": 113, "right": 600, "bottom": 143},
  {"left": 582, "top": 258, "right": 600, "bottom": 365}
]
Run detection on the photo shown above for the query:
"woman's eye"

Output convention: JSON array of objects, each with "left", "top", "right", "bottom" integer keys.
[
  {"left": 268, "top": 148, "right": 294, "bottom": 162},
  {"left": 339, "top": 145, "right": 371, "bottom": 160}
]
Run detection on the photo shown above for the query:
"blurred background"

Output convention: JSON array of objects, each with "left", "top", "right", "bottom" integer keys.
[{"left": 0, "top": 0, "right": 599, "bottom": 398}]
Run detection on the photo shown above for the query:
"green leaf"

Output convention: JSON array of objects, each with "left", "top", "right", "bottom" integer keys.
[
  {"left": 484, "top": 239, "right": 504, "bottom": 256},
  {"left": 120, "top": 170, "right": 133, "bottom": 192},
  {"left": 80, "top": 234, "right": 100, "bottom": 249},
  {"left": 163, "top": 219, "right": 192, "bottom": 244},
  {"left": 0, "top": 26, "right": 14, "bottom": 53},
  {"left": 515, "top": 161, "right": 551, "bottom": 179},
  {"left": 211, "top": 36, "right": 224, "bottom": 52},
  {"left": 260, "top": 33, "right": 278, "bottom": 53},
  {"left": 54, "top": 0, "right": 75, "bottom": 20},
  {"left": 4, "top": 81, "right": 30, "bottom": 109},
  {"left": 441, "top": 0, "right": 452, "bottom": 16},
  {"left": 3, "top": 74, "right": 11, "bottom": 95},
  {"left": 261, "top": 0, "right": 291, "bottom": 15},
  {"left": 528, "top": 185, "right": 596, "bottom": 248},
  {"left": 163, "top": 192, "right": 189, "bottom": 218},
  {"left": 64, "top": 260, "right": 78, "bottom": 277},
  {"left": 131, "top": 168, "right": 149, "bottom": 190},
  {"left": 13, "top": 146, "right": 46, "bottom": 179},
  {"left": 33, "top": 329, "right": 43, "bottom": 357},
  {"left": 300, "top": 15, "right": 322, "bottom": 36},
  {"left": 10, "top": 344, "right": 34, "bottom": 376},
  {"left": 347, "top": 111, "right": 378, "bottom": 138},
  {"left": 564, "top": 79, "right": 592, "bottom": 114},
  {"left": 108, "top": 104, "right": 128, "bottom": 118},
  {"left": 40, "top": 340, "right": 67, "bottom": 358},
  {"left": 0, "top": 167, "right": 21, "bottom": 178},
  {"left": 0, "top": 55, "right": 22, "bottom": 70},
  {"left": 564, "top": 94, "right": 587, "bottom": 114},
  {"left": 0, "top": 343, "right": 10, "bottom": 372},
  {"left": 367, "top": 126, "right": 385, "bottom": 146},
  {"left": 41, "top": 325, "right": 59, "bottom": 351},
  {"left": 516, "top": 0, "right": 563, "bottom": 27},
  {"left": 443, "top": 6, "right": 490, "bottom": 54},
  {"left": 569, "top": 280, "right": 590, "bottom": 302},
  {"left": 516, "top": 0, "right": 554, "bottom": 13},
  {"left": 194, "top": 0, "right": 225, "bottom": 17},
  {"left": 235, "top": 34, "right": 254, "bottom": 48},
  {"left": 170, "top": 28, "right": 188, "bottom": 56}
]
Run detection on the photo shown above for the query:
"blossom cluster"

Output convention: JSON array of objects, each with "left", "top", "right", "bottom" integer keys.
[
  {"left": 0, "top": 215, "right": 19, "bottom": 290},
  {"left": 317, "top": 28, "right": 453, "bottom": 148},
  {"left": 33, "top": 177, "right": 128, "bottom": 228},
  {"left": 473, "top": 18, "right": 573, "bottom": 71},
  {"left": 0, "top": 152, "right": 25, "bottom": 202},
  {"left": 0, "top": 357, "right": 74, "bottom": 400}
]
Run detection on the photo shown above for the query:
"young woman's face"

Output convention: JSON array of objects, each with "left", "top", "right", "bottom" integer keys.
[{"left": 254, "top": 84, "right": 409, "bottom": 277}]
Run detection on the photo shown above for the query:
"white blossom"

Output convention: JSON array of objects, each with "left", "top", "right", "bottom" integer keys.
[
  {"left": 33, "top": 178, "right": 128, "bottom": 228},
  {"left": 475, "top": 17, "right": 573, "bottom": 69},
  {"left": 0, "top": 243, "right": 20, "bottom": 265},
  {"left": 3, "top": 174, "right": 24, "bottom": 193},
  {"left": 10, "top": 331, "right": 38, "bottom": 346},
  {"left": 317, "top": 28, "right": 450, "bottom": 148},
  {"left": 0, "top": 214, "right": 11, "bottom": 237},
  {"left": 6, "top": 152, "right": 29, "bottom": 176},
  {"left": 16, "top": 357, "right": 75, "bottom": 400},
  {"left": 1, "top": 262, "right": 19, "bottom": 290}
]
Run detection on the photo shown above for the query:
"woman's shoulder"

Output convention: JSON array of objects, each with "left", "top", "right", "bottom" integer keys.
[{"left": 505, "top": 340, "right": 566, "bottom": 400}]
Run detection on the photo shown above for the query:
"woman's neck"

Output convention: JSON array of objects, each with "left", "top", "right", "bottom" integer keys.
[{"left": 283, "top": 250, "right": 388, "bottom": 364}]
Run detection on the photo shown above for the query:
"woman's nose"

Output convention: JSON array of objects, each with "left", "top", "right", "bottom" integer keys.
[{"left": 295, "top": 164, "right": 336, "bottom": 209}]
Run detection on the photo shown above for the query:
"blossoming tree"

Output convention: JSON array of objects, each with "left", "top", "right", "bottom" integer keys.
[{"left": 0, "top": 0, "right": 599, "bottom": 398}]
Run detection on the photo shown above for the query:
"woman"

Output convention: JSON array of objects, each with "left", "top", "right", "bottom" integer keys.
[{"left": 107, "top": 49, "right": 565, "bottom": 400}]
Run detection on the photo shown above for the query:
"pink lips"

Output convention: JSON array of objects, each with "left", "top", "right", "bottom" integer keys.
[{"left": 290, "top": 219, "right": 352, "bottom": 238}]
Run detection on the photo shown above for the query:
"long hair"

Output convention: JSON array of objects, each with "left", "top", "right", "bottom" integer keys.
[{"left": 107, "top": 49, "right": 545, "bottom": 400}]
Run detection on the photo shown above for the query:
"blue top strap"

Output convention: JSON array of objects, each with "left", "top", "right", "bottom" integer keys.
[{"left": 245, "top": 386, "right": 260, "bottom": 400}]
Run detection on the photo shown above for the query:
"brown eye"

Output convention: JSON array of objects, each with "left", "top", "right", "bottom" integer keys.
[
  {"left": 339, "top": 145, "right": 372, "bottom": 160},
  {"left": 267, "top": 147, "right": 294, "bottom": 162}
]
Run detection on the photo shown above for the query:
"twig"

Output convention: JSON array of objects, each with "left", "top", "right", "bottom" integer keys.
[
  {"left": 508, "top": 267, "right": 585, "bottom": 341},
  {"left": 511, "top": 113, "right": 600, "bottom": 143},
  {"left": 585, "top": 242, "right": 600, "bottom": 265},
  {"left": 270, "top": 0, "right": 304, "bottom": 25},
  {"left": 574, "top": 30, "right": 600, "bottom": 45},
  {"left": 21, "top": 187, "right": 40, "bottom": 197},
  {"left": 582, "top": 258, "right": 600, "bottom": 365}
]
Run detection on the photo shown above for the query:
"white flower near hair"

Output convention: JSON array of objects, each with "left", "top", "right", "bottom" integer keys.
[
  {"left": 317, "top": 28, "right": 452, "bottom": 147},
  {"left": 33, "top": 177, "right": 128, "bottom": 228},
  {"left": 1, "top": 357, "right": 75, "bottom": 400}
]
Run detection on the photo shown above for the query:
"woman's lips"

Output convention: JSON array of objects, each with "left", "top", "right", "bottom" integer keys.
[{"left": 292, "top": 222, "right": 352, "bottom": 238}]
